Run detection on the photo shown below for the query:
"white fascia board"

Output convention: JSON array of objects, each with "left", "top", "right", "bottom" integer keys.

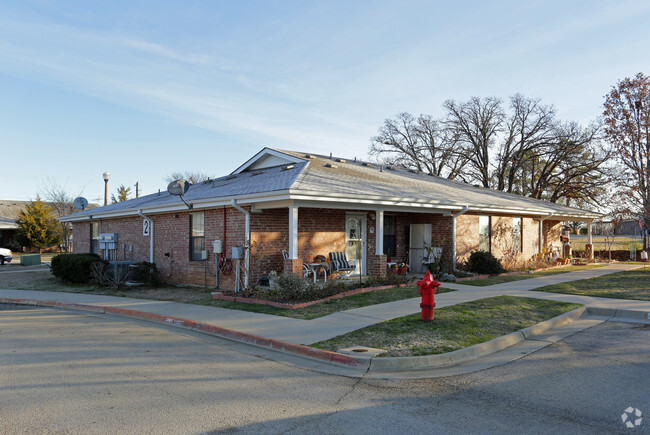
[{"left": 230, "top": 148, "right": 306, "bottom": 175}]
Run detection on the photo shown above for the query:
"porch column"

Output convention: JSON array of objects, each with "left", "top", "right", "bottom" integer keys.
[
  {"left": 371, "top": 210, "right": 387, "bottom": 277},
  {"left": 585, "top": 219, "right": 594, "bottom": 259},
  {"left": 375, "top": 210, "right": 384, "bottom": 255},
  {"left": 288, "top": 206, "right": 298, "bottom": 259},
  {"left": 285, "top": 206, "right": 302, "bottom": 274}
]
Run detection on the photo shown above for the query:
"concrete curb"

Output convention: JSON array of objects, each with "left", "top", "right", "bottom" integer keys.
[
  {"left": 369, "top": 307, "right": 588, "bottom": 372},
  {"left": 586, "top": 306, "right": 650, "bottom": 322},
  {"left": 0, "top": 297, "right": 368, "bottom": 369},
  {"left": 3, "top": 296, "right": 648, "bottom": 374}
]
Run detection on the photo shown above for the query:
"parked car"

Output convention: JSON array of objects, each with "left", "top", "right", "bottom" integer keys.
[{"left": 0, "top": 247, "right": 12, "bottom": 265}]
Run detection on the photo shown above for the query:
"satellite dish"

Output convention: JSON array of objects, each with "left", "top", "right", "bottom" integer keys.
[
  {"left": 167, "top": 179, "right": 191, "bottom": 196},
  {"left": 73, "top": 197, "right": 88, "bottom": 211}
]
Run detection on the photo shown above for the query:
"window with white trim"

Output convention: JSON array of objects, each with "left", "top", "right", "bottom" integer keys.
[{"left": 190, "top": 212, "right": 205, "bottom": 261}]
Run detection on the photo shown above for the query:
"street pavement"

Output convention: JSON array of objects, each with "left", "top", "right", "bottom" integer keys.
[
  {"left": 0, "top": 263, "right": 647, "bottom": 345},
  {"left": 1, "top": 304, "right": 648, "bottom": 434}
]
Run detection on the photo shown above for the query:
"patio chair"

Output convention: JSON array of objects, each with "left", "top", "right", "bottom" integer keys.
[{"left": 328, "top": 251, "right": 356, "bottom": 274}]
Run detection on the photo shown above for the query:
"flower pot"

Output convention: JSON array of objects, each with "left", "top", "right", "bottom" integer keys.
[{"left": 398, "top": 266, "right": 408, "bottom": 275}]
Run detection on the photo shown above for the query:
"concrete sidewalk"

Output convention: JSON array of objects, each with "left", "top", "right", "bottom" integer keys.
[{"left": 1, "top": 263, "right": 648, "bottom": 375}]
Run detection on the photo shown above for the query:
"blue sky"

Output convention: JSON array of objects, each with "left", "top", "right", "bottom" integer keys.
[{"left": 1, "top": 0, "right": 649, "bottom": 203}]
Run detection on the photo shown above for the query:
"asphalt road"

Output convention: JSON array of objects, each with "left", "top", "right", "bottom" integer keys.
[{"left": 1, "top": 304, "right": 648, "bottom": 434}]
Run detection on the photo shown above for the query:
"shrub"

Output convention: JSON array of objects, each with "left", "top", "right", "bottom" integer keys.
[
  {"left": 50, "top": 253, "right": 103, "bottom": 283},
  {"left": 129, "top": 262, "right": 160, "bottom": 286},
  {"left": 466, "top": 250, "right": 505, "bottom": 275}
]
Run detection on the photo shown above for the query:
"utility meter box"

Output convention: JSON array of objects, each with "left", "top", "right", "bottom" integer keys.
[
  {"left": 201, "top": 250, "right": 208, "bottom": 260},
  {"left": 212, "top": 239, "right": 223, "bottom": 253},
  {"left": 99, "top": 233, "right": 118, "bottom": 250},
  {"left": 232, "top": 246, "right": 244, "bottom": 259}
]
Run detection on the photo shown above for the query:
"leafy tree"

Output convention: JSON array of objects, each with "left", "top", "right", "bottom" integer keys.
[
  {"left": 603, "top": 72, "right": 650, "bottom": 248},
  {"left": 16, "top": 197, "right": 62, "bottom": 252},
  {"left": 39, "top": 178, "right": 79, "bottom": 252},
  {"left": 111, "top": 185, "right": 131, "bottom": 203},
  {"left": 165, "top": 171, "right": 212, "bottom": 184}
]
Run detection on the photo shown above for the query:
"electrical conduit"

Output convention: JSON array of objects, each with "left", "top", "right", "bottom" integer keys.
[{"left": 231, "top": 199, "right": 250, "bottom": 288}]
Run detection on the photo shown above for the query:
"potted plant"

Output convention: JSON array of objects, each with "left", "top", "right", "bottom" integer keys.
[
  {"left": 389, "top": 264, "right": 399, "bottom": 275},
  {"left": 398, "top": 263, "right": 408, "bottom": 275}
]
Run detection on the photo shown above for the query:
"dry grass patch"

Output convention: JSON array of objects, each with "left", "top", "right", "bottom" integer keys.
[{"left": 312, "top": 296, "right": 581, "bottom": 357}]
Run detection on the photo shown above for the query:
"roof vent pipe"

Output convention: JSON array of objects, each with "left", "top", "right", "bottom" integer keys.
[{"left": 231, "top": 199, "right": 250, "bottom": 289}]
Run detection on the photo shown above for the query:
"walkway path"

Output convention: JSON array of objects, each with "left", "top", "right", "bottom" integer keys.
[{"left": 1, "top": 263, "right": 647, "bottom": 346}]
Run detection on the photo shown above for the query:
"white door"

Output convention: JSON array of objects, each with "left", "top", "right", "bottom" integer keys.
[
  {"left": 409, "top": 223, "right": 432, "bottom": 274},
  {"left": 345, "top": 214, "right": 366, "bottom": 275}
]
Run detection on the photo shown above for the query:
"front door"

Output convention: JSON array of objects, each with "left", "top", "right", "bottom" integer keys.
[
  {"left": 409, "top": 223, "right": 432, "bottom": 274},
  {"left": 345, "top": 214, "right": 366, "bottom": 275}
]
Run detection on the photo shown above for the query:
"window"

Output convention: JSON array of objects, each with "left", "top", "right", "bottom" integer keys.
[
  {"left": 513, "top": 217, "right": 522, "bottom": 253},
  {"left": 90, "top": 222, "right": 99, "bottom": 254},
  {"left": 479, "top": 216, "right": 491, "bottom": 252},
  {"left": 383, "top": 215, "right": 396, "bottom": 258},
  {"left": 190, "top": 212, "right": 205, "bottom": 261}
]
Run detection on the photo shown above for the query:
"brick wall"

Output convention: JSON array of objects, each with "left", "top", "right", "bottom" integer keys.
[
  {"left": 455, "top": 213, "right": 563, "bottom": 267},
  {"left": 70, "top": 205, "right": 565, "bottom": 287}
]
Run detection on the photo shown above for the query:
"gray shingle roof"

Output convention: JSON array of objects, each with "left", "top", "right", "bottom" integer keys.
[{"left": 61, "top": 148, "right": 601, "bottom": 221}]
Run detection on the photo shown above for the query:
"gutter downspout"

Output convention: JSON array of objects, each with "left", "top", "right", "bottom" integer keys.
[
  {"left": 538, "top": 214, "right": 554, "bottom": 254},
  {"left": 231, "top": 199, "right": 250, "bottom": 289},
  {"left": 138, "top": 210, "right": 154, "bottom": 263},
  {"left": 452, "top": 206, "right": 469, "bottom": 269}
]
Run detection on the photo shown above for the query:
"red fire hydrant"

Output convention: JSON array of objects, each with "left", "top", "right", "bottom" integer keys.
[{"left": 416, "top": 271, "right": 440, "bottom": 321}]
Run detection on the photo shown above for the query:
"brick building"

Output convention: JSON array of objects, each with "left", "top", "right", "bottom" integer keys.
[{"left": 61, "top": 148, "right": 601, "bottom": 289}]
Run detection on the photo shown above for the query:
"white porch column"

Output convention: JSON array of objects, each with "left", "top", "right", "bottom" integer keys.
[
  {"left": 288, "top": 206, "right": 298, "bottom": 259},
  {"left": 587, "top": 219, "right": 593, "bottom": 244},
  {"left": 375, "top": 210, "right": 384, "bottom": 255}
]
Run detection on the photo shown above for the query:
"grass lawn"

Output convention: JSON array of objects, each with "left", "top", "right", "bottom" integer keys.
[
  {"left": 458, "top": 264, "right": 606, "bottom": 287},
  {"left": 534, "top": 268, "right": 650, "bottom": 301},
  {"left": 571, "top": 235, "right": 643, "bottom": 251},
  {"left": 312, "top": 296, "right": 582, "bottom": 357},
  {"left": 202, "top": 285, "right": 454, "bottom": 319},
  {"left": 0, "top": 268, "right": 453, "bottom": 320}
]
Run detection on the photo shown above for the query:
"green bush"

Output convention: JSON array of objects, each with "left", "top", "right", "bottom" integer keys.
[
  {"left": 466, "top": 250, "right": 505, "bottom": 275},
  {"left": 579, "top": 228, "right": 588, "bottom": 235},
  {"left": 50, "top": 253, "right": 103, "bottom": 283}
]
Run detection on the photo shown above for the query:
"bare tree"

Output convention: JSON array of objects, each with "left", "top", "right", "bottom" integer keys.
[
  {"left": 443, "top": 97, "right": 504, "bottom": 187},
  {"left": 165, "top": 171, "right": 213, "bottom": 184},
  {"left": 495, "top": 94, "right": 556, "bottom": 193},
  {"left": 369, "top": 112, "right": 465, "bottom": 178},
  {"left": 524, "top": 121, "right": 611, "bottom": 206},
  {"left": 603, "top": 72, "right": 650, "bottom": 249}
]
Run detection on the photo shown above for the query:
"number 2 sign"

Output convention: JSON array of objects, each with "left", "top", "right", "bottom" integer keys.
[{"left": 143, "top": 219, "right": 151, "bottom": 236}]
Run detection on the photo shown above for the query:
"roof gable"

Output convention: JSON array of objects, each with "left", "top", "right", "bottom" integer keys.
[{"left": 231, "top": 148, "right": 307, "bottom": 174}]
